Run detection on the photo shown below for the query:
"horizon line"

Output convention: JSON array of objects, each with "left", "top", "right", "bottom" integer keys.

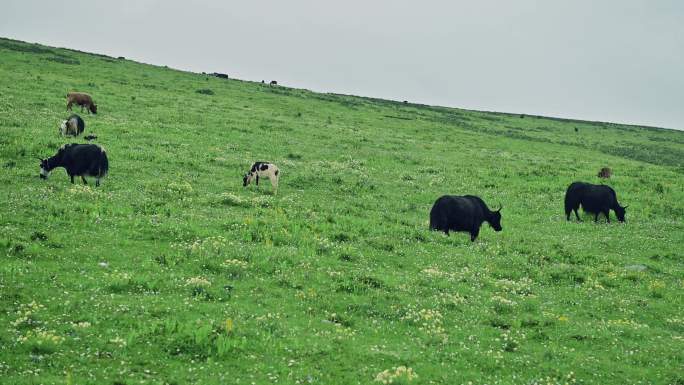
[{"left": 2, "top": 35, "right": 681, "bottom": 133}]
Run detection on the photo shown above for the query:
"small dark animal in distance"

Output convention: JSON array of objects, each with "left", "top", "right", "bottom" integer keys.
[
  {"left": 597, "top": 167, "right": 612, "bottom": 179},
  {"left": 39, "top": 143, "right": 108, "bottom": 187},
  {"left": 564, "top": 181, "right": 627, "bottom": 223},
  {"left": 117, "top": 56, "right": 125, "bottom": 60},
  {"left": 66, "top": 92, "right": 97, "bottom": 114},
  {"left": 243, "top": 162, "right": 279, "bottom": 194},
  {"left": 212, "top": 73, "right": 229, "bottom": 79},
  {"left": 270, "top": 80, "right": 277, "bottom": 86},
  {"left": 429, "top": 195, "right": 502, "bottom": 241},
  {"left": 60, "top": 114, "right": 84, "bottom": 136}
]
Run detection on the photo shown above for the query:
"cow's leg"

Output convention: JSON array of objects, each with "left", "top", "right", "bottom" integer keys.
[
  {"left": 470, "top": 227, "right": 479, "bottom": 242},
  {"left": 95, "top": 178, "right": 100, "bottom": 187},
  {"left": 81, "top": 176, "right": 88, "bottom": 185},
  {"left": 256, "top": 175, "right": 259, "bottom": 186},
  {"left": 594, "top": 213, "right": 599, "bottom": 223},
  {"left": 69, "top": 174, "right": 75, "bottom": 184},
  {"left": 67, "top": 102, "right": 72, "bottom": 111},
  {"left": 604, "top": 210, "right": 610, "bottom": 223},
  {"left": 271, "top": 175, "right": 278, "bottom": 195},
  {"left": 574, "top": 209, "right": 581, "bottom": 221}
]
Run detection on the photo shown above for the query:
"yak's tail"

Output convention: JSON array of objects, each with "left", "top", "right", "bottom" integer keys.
[
  {"left": 77, "top": 116, "right": 85, "bottom": 134},
  {"left": 99, "top": 147, "right": 109, "bottom": 177},
  {"left": 429, "top": 207, "right": 442, "bottom": 231},
  {"left": 564, "top": 188, "right": 576, "bottom": 216}
]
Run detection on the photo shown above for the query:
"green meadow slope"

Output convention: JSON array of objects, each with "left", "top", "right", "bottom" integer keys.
[{"left": 0, "top": 37, "right": 683, "bottom": 385}]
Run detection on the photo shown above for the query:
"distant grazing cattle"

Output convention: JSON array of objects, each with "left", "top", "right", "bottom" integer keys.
[
  {"left": 60, "top": 114, "right": 84, "bottom": 136},
  {"left": 261, "top": 80, "right": 265, "bottom": 84},
  {"left": 213, "top": 73, "right": 229, "bottom": 79},
  {"left": 243, "top": 162, "right": 279, "bottom": 194},
  {"left": 597, "top": 167, "right": 612, "bottom": 179},
  {"left": 66, "top": 92, "right": 97, "bottom": 114},
  {"left": 564, "top": 182, "right": 627, "bottom": 223},
  {"left": 270, "top": 80, "right": 278, "bottom": 86},
  {"left": 39, "top": 143, "right": 108, "bottom": 187},
  {"left": 429, "top": 195, "right": 502, "bottom": 241}
]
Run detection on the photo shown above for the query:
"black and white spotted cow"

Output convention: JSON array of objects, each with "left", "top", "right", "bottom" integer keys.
[{"left": 243, "top": 162, "right": 279, "bottom": 194}]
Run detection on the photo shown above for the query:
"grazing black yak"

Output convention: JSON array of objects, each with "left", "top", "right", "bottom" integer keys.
[
  {"left": 564, "top": 182, "right": 627, "bottom": 223},
  {"left": 429, "top": 195, "right": 502, "bottom": 241},
  {"left": 39, "top": 144, "right": 108, "bottom": 187}
]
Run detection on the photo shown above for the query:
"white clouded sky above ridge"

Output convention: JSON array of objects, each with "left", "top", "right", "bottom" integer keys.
[{"left": 2, "top": 0, "right": 683, "bottom": 129}]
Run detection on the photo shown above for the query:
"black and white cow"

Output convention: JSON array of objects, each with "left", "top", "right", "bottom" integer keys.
[
  {"left": 60, "top": 114, "right": 85, "bottom": 136},
  {"left": 429, "top": 195, "right": 502, "bottom": 241},
  {"left": 39, "top": 144, "right": 109, "bottom": 187},
  {"left": 243, "top": 162, "right": 279, "bottom": 194},
  {"left": 564, "top": 181, "right": 627, "bottom": 223}
]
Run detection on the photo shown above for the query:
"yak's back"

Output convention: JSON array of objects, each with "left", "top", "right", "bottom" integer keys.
[
  {"left": 430, "top": 195, "right": 480, "bottom": 219},
  {"left": 62, "top": 143, "right": 105, "bottom": 160},
  {"left": 461, "top": 195, "right": 489, "bottom": 213},
  {"left": 432, "top": 195, "right": 473, "bottom": 211},
  {"left": 66, "top": 92, "right": 93, "bottom": 103}
]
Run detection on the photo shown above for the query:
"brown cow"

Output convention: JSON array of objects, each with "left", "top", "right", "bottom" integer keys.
[
  {"left": 597, "top": 167, "right": 612, "bottom": 179},
  {"left": 66, "top": 92, "right": 97, "bottom": 114}
]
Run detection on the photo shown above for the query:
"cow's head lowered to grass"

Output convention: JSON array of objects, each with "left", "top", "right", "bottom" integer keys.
[
  {"left": 38, "top": 158, "right": 50, "bottom": 179},
  {"left": 488, "top": 206, "right": 503, "bottom": 231},
  {"left": 614, "top": 204, "right": 628, "bottom": 222}
]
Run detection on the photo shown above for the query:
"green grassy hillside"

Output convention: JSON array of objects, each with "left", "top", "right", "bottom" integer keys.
[{"left": 1, "top": 37, "right": 682, "bottom": 385}]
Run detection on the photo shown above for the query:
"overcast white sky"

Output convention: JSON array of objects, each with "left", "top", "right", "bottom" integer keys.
[{"left": 2, "top": 0, "right": 683, "bottom": 129}]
